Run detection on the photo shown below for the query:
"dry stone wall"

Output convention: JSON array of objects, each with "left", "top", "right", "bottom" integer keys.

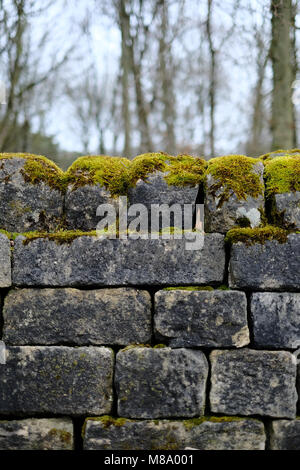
[{"left": 0, "top": 151, "right": 299, "bottom": 450}]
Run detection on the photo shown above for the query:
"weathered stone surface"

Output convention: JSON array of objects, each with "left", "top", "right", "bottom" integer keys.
[
  {"left": 154, "top": 289, "right": 249, "bottom": 348},
  {"left": 83, "top": 417, "right": 265, "bottom": 450},
  {"left": 210, "top": 349, "right": 297, "bottom": 418},
  {"left": 0, "top": 233, "right": 11, "bottom": 287},
  {"left": 0, "top": 346, "right": 113, "bottom": 416},
  {"left": 3, "top": 288, "right": 151, "bottom": 345},
  {"left": 128, "top": 172, "right": 199, "bottom": 230},
  {"left": 205, "top": 161, "right": 264, "bottom": 233},
  {"left": 270, "top": 419, "right": 300, "bottom": 450},
  {"left": 251, "top": 292, "right": 300, "bottom": 348},
  {"left": 275, "top": 191, "right": 300, "bottom": 229},
  {"left": 65, "top": 184, "right": 118, "bottom": 231},
  {"left": 0, "top": 157, "right": 63, "bottom": 232},
  {"left": 115, "top": 347, "right": 208, "bottom": 418},
  {"left": 12, "top": 234, "right": 225, "bottom": 287},
  {"left": 229, "top": 234, "right": 300, "bottom": 290},
  {"left": 0, "top": 418, "right": 73, "bottom": 450}
]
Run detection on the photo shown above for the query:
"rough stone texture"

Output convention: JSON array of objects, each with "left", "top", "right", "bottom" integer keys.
[
  {"left": 154, "top": 290, "right": 249, "bottom": 348},
  {"left": 275, "top": 191, "right": 300, "bottom": 229},
  {"left": 270, "top": 419, "right": 300, "bottom": 450},
  {"left": 65, "top": 184, "right": 118, "bottom": 231},
  {"left": 0, "top": 346, "right": 113, "bottom": 416},
  {"left": 229, "top": 234, "right": 300, "bottom": 290},
  {"left": 205, "top": 161, "right": 264, "bottom": 233},
  {"left": 3, "top": 287, "right": 151, "bottom": 345},
  {"left": 0, "top": 418, "right": 73, "bottom": 450},
  {"left": 115, "top": 347, "right": 208, "bottom": 418},
  {"left": 0, "top": 157, "right": 63, "bottom": 232},
  {"left": 12, "top": 234, "right": 225, "bottom": 287},
  {"left": 128, "top": 172, "right": 199, "bottom": 230},
  {"left": 0, "top": 233, "right": 11, "bottom": 287},
  {"left": 210, "top": 349, "right": 297, "bottom": 418},
  {"left": 251, "top": 292, "right": 300, "bottom": 348},
  {"left": 83, "top": 417, "right": 265, "bottom": 450}
]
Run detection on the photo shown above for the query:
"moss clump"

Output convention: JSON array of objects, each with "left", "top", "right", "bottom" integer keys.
[
  {"left": 225, "top": 225, "right": 289, "bottom": 245},
  {"left": 164, "top": 154, "right": 207, "bottom": 187},
  {"left": 264, "top": 155, "right": 300, "bottom": 195},
  {"left": 207, "top": 155, "right": 263, "bottom": 207},
  {"left": 183, "top": 416, "right": 245, "bottom": 430},
  {"left": 21, "top": 230, "right": 98, "bottom": 245},
  {"left": 153, "top": 344, "right": 167, "bottom": 348},
  {"left": 0, "top": 153, "right": 64, "bottom": 192},
  {"left": 48, "top": 428, "right": 72, "bottom": 445},
  {"left": 163, "top": 286, "right": 214, "bottom": 291},
  {"left": 97, "top": 416, "right": 128, "bottom": 429},
  {"left": 64, "top": 155, "right": 131, "bottom": 196},
  {"left": 260, "top": 148, "right": 300, "bottom": 160},
  {"left": 0, "top": 229, "right": 20, "bottom": 240}
]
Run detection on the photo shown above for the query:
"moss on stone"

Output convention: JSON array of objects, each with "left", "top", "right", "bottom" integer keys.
[
  {"left": 260, "top": 148, "right": 300, "bottom": 160},
  {"left": 207, "top": 155, "right": 263, "bottom": 207},
  {"left": 225, "top": 225, "right": 289, "bottom": 245},
  {"left": 0, "top": 153, "right": 64, "bottom": 192},
  {"left": 0, "top": 229, "right": 20, "bottom": 240},
  {"left": 153, "top": 344, "right": 167, "bottom": 348},
  {"left": 164, "top": 154, "right": 207, "bottom": 187},
  {"left": 21, "top": 230, "right": 98, "bottom": 245},
  {"left": 264, "top": 155, "right": 300, "bottom": 195},
  {"left": 163, "top": 286, "right": 214, "bottom": 291},
  {"left": 183, "top": 416, "right": 245, "bottom": 430},
  {"left": 48, "top": 428, "right": 72, "bottom": 445}
]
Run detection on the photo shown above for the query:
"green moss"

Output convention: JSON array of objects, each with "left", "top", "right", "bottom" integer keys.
[
  {"left": 163, "top": 286, "right": 214, "bottom": 291},
  {"left": 260, "top": 148, "right": 300, "bottom": 160},
  {"left": 0, "top": 229, "right": 20, "bottom": 240},
  {"left": 264, "top": 155, "right": 300, "bottom": 195},
  {"left": 21, "top": 230, "right": 98, "bottom": 245},
  {"left": 164, "top": 154, "right": 207, "bottom": 187},
  {"left": 225, "top": 225, "right": 289, "bottom": 245},
  {"left": 120, "top": 344, "right": 151, "bottom": 352},
  {"left": 97, "top": 416, "right": 128, "bottom": 429},
  {"left": 48, "top": 428, "right": 72, "bottom": 445},
  {"left": 217, "top": 285, "right": 230, "bottom": 290},
  {"left": 183, "top": 416, "right": 245, "bottom": 430},
  {"left": 207, "top": 155, "right": 263, "bottom": 207},
  {"left": 153, "top": 344, "right": 167, "bottom": 348},
  {"left": 0, "top": 153, "right": 64, "bottom": 192}
]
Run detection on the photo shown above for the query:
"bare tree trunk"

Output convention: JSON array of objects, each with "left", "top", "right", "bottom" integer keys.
[
  {"left": 118, "top": 0, "right": 131, "bottom": 158},
  {"left": 270, "top": 0, "right": 294, "bottom": 150},
  {"left": 158, "top": 0, "right": 176, "bottom": 154},
  {"left": 206, "top": 0, "right": 216, "bottom": 156}
]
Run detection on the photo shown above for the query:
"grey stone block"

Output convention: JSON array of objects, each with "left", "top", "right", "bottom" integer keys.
[
  {"left": 0, "top": 157, "right": 63, "bottom": 232},
  {"left": 3, "top": 288, "right": 151, "bottom": 345},
  {"left": 210, "top": 349, "right": 297, "bottom": 418},
  {"left": 275, "top": 191, "right": 300, "bottom": 229},
  {"left": 65, "top": 184, "right": 118, "bottom": 231},
  {"left": 0, "top": 233, "right": 11, "bottom": 287},
  {"left": 0, "top": 418, "right": 73, "bottom": 450},
  {"left": 115, "top": 347, "right": 208, "bottom": 418},
  {"left": 83, "top": 417, "right": 265, "bottom": 450},
  {"left": 0, "top": 346, "right": 113, "bottom": 416},
  {"left": 270, "top": 419, "right": 300, "bottom": 450},
  {"left": 12, "top": 234, "right": 225, "bottom": 287},
  {"left": 229, "top": 234, "right": 300, "bottom": 290},
  {"left": 128, "top": 172, "right": 199, "bottom": 230},
  {"left": 154, "top": 289, "right": 249, "bottom": 348},
  {"left": 205, "top": 161, "right": 264, "bottom": 233},
  {"left": 251, "top": 292, "right": 300, "bottom": 348}
]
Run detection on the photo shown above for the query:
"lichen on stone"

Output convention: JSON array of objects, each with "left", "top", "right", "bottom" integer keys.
[
  {"left": 207, "top": 155, "right": 264, "bottom": 206},
  {"left": 225, "top": 225, "right": 289, "bottom": 245},
  {"left": 183, "top": 416, "right": 245, "bottom": 430}
]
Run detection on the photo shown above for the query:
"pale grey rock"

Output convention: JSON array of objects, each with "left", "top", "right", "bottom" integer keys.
[
  {"left": 128, "top": 172, "right": 199, "bottom": 230},
  {"left": 0, "top": 346, "right": 113, "bottom": 416},
  {"left": 229, "top": 234, "right": 300, "bottom": 290},
  {"left": 0, "top": 418, "right": 73, "bottom": 450},
  {"left": 205, "top": 161, "right": 264, "bottom": 233},
  {"left": 270, "top": 419, "right": 300, "bottom": 450},
  {"left": 3, "top": 288, "right": 151, "bottom": 345},
  {"left": 83, "top": 417, "right": 265, "bottom": 450},
  {"left": 0, "top": 157, "right": 63, "bottom": 232},
  {"left": 251, "top": 292, "right": 300, "bottom": 348},
  {"left": 115, "top": 347, "right": 208, "bottom": 418},
  {"left": 154, "top": 289, "right": 249, "bottom": 348},
  {"left": 210, "top": 349, "right": 297, "bottom": 418},
  {"left": 275, "top": 191, "right": 300, "bottom": 229},
  {"left": 0, "top": 233, "right": 11, "bottom": 287},
  {"left": 65, "top": 184, "right": 118, "bottom": 231},
  {"left": 12, "top": 234, "right": 225, "bottom": 287}
]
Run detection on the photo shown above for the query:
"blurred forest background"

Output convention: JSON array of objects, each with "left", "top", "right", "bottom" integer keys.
[{"left": 0, "top": 0, "right": 299, "bottom": 169}]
